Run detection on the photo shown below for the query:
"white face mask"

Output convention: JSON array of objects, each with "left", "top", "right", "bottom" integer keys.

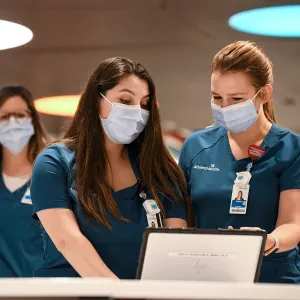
[
  {"left": 211, "top": 89, "right": 261, "bottom": 133},
  {"left": 99, "top": 93, "right": 150, "bottom": 144},
  {"left": 0, "top": 117, "right": 35, "bottom": 154}
]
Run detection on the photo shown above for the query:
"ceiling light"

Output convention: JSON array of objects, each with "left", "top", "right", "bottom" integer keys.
[
  {"left": 0, "top": 20, "right": 33, "bottom": 50},
  {"left": 35, "top": 95, "right": 80, "bottom": 117},
  {"left": 229, "top": 5, "right": 300, "bottom": 38}
]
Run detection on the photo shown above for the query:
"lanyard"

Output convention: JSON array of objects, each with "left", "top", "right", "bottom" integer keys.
[{"left": 138, "top": 178, "right": 147, "bottom": 200}]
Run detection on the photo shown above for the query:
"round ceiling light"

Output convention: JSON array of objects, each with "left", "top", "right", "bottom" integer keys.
[
  {"left": 35, "top": 95, "right": 80, "bottom": 117},
  {"left": 0, "top": 20, "right": 33, "bottom": 50},
  {"left": 229, "top": 5, "right": 300, "bottom": 37}
]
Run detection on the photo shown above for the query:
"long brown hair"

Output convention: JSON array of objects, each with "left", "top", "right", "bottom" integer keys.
[
  {"left": 0, "top": 85, "right": 49, "bottom": 164},
  {"left": 212, "top": 41, "right": 276, "bottom": 123},
  {"left": 61, "top": 57, "right": 187, "bottom": 229}
]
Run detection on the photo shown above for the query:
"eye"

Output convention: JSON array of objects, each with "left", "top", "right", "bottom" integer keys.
[
  {"left": 0, "top": 115, "right": 9, "bottom": 122},
  {"left": 213, "top": 96, "right": 222, "bottom": 100},
  {"left": 120, "top": 98, "right": 131, "bottom": 105},
  {"left": 232, "top": 98, "right": 243, "bottom": 101},
  {"left": 15, "top": 112, "right": 27, "bottom": 118},
  {"left": 141, "top": 104, "right": 149, "bottom": 110}
]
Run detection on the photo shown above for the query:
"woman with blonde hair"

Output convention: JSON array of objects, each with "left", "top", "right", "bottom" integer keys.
[{"left": 180, "top": 41, "right": 300, "bottom": 283}]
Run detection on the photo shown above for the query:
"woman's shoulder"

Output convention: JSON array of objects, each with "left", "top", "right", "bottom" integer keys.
[
  {"left": 268, "top": 125, "right": 300, "bottom": 170},
  {"left": 272, "top": 124, "right": 300, "bottom": 140},
  {"left": 271, "top": 124, "right": 300, "bottom": 152},
  {"left": 181, "top": 125, "right": 226, "bottom": 154},
  {"left": 35, "top": 143, "right": 76, "bottom": 172},
  {"left": 179, "top": 125, "right": 226, "bottom": 168}
]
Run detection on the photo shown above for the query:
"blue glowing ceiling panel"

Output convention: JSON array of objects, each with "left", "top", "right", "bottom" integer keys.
[{"left": 229, "top": 5, "right": 300, "bottom": 38}]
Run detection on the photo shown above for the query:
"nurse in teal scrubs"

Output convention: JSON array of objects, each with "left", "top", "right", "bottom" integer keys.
[
  {"left": 179, "top": 41, "right": 300, "bottom": 283},
  {"left": 30, "top": 57, "right": 187, "bottom": 279},
  {"left": 0, "top": 86, "right": 48, "bottom": 277}
]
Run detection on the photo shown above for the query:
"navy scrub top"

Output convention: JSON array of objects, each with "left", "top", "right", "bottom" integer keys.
[
  {"left": 30, "top": 144, "right": 186, "bottom": 279},
  {"left": 179, "top": 124, "right": 300, "bottom": 284},
  {"left": 0, "top": 172, "right": 43, "bottom": 277}
]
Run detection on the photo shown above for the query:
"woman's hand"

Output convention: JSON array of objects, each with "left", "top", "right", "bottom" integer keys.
[{"left": 228, "top": 226, "right": 275, "bottom": 251}]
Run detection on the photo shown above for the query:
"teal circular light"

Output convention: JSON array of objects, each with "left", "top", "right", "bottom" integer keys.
[{"left": 229, "top": 5, "right": 300, "bottom": 38}]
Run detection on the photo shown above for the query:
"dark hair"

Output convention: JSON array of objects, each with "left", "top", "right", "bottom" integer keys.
[
  {"left": 0, "top": 85, "right": 49, "bottom": 164},
  {"left": 212, "top": 41, "right": 276, "bottom": 123},
  {"left": 61, "top": 57, "right": 187, "bottom": 229}
]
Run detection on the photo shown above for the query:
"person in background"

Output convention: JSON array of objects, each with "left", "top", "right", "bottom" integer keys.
[
  {"left": 30, "top": 57, "right": 187, "bottom": 279},
  {"left": 0, "top": 85, "right": 48, "bottom": 277},
  {"left": 179, "top": 41, "right": 300, "bottom": 283}
]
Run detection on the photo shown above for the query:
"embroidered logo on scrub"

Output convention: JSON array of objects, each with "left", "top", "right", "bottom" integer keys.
[{"left": 193, "top": 164, "right": 220, "bottom": 172}]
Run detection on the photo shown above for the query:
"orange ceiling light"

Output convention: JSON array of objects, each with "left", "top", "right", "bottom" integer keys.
[{"left": 34, "top": 95, "right": 81, "bottom": 117}]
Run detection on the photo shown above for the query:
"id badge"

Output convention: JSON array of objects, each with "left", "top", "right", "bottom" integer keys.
[
  {"left": 21, "top": 187, "right": 32, "bottom": 205},
  {"left": 143, "top": 200, "right": 162, "bottom": 227},
  {"left": 143, "top": 199, "right": 161, "bottom": 215},
  {"left": 146, "top": 214, "right": 159, "bottom": 228},
  {"left": 230, "top": 184, "right": 250, "bottom": 214}
]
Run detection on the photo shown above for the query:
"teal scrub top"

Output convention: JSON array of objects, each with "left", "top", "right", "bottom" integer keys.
[
  {"left": 30, "top": 143, "right": 186, "bottom": 279},
  {"left": 179, "top": 124, "right": 300, "bottom": 284},
  {"left": 0, "top": 173, "right": 43, "bottom": 277}
]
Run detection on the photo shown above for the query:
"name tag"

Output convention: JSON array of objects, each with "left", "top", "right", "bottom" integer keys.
[
  {"left": 143, "top": 200, "right": 162, "bottom": 228},
  {"left": 21, "top": 187, "right": 32, "bottom": 205},
  {"left": 230, "top": 184, "right": 249, "bottom": 215}
]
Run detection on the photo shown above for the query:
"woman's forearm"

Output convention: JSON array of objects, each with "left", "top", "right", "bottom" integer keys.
[
  {"left": 56, "top": 233, "right": 118, "bottom": 279},
  {"left": 270, "top": 223, "right": 300, "bottom": 253}
]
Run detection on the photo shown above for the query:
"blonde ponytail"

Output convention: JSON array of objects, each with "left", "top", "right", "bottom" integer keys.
[{"left": 263, "top": 99, "right": 276, "bottom": 123}]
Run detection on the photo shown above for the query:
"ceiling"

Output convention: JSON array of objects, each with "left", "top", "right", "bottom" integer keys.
[{"left": 0, "top": 0, "right": 299, "bottom": 134}]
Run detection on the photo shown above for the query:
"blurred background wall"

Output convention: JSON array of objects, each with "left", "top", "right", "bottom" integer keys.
[{"left": 0, "top": 0, "right": 299, "bottom": 159}]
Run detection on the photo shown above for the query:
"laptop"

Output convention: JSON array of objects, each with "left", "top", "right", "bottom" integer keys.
[{"left": 137, "top": 228, "right": 266, "bottom": 282}]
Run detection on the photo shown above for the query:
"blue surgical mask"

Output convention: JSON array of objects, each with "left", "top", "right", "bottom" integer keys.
[
  {"left": 211, "top": 89, "right": 261, "bottom": 133},
  {"left": 0, "top": 117, "right": 35, "bottom": 154},
  {"left": 100, "top": 93, "right": 150, "bottom": 144}
]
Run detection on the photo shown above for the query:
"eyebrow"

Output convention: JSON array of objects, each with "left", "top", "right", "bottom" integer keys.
[
  {"left": 118, "top": 89, "right": 150, "bottom": 99},
  {"left": 211, "top": 91, "right": 248, "bottom": 96},
  {"left": 119, "top": 89, "right": 135, "bottom": 95}
]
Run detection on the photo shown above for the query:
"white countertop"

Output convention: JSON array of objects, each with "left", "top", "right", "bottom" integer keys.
[{"left": 0, "top": 279, "right": 300, "bottom": 299}]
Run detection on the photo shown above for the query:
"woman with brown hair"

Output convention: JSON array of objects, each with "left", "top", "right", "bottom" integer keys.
[
  {"left": 179, "top": 41, "right": 300, "bottom": 283},
  {"left": 0, "top": 85, "right": 48, "bottom": 277},
  {"left": 30, "top": 57, "right": 187, "bottom": 278}
]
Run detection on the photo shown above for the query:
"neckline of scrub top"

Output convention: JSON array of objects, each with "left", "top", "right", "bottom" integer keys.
[
  {"left": 0, "top": 169, "right": 30, "bottom": 202},
  {"left": 109, "top": 145, "right": 141, "bottom": 197},
  {"left": 224, "top": 124, "right": 276, "bottom": 163}
]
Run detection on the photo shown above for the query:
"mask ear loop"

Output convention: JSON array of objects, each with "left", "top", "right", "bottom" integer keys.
[
  {"left": 252, "top": 88, "right": 263, "bottom": 114},
  {"left": 252, "top": 88, "right": 262, "bottom": 102},
  {"left": 99, "top": 93, "right": 113, "bottom": 105}
]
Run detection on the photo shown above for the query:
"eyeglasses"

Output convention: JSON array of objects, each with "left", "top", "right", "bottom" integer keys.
[{"left": 0, "top": 110, "right": 32, "bottom": 125}]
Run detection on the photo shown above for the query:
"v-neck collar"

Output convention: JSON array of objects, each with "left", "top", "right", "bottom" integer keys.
[
  {"left": 110, "top": 145, "right": 141, "bottom": 195},
  {"left": 0, "top": 169, "right": 30, "bottom": 202},
  {"left": 225, "top": 123, "right": 276, "bottom": 163}
]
